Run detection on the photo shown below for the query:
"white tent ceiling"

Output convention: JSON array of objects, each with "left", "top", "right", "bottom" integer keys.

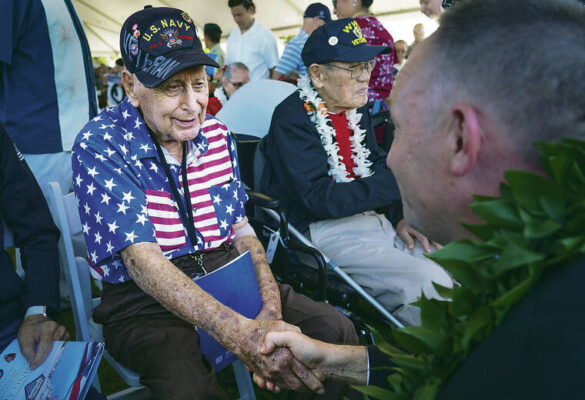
[{"left": 73, "top": 0, "right": 432, "bottom": 59}]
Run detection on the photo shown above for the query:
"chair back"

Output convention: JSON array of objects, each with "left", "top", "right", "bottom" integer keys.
[
  {"left": 253, "top": 137, "right": 270, "bottom": 194},
  {"left": 45, "top": 182, "right": 91, "bottom": 341},
  {"left": 45, "top": 182, "right": 256, "bottom": 398},
  {"left": 233, "top": 133, "right": 260, "bottom": 190}
]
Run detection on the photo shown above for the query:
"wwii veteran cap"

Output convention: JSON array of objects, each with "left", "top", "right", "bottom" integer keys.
[
  {"left": 302, "top": 18, "right": 391, "bottom": 66},
  {"left": 303, "top": 3, "right": 332, "bottom": 23},
  {"left": 120, "top": 6, "right": 219, "bottom": 88}
]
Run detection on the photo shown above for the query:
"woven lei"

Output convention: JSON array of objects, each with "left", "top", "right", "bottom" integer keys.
[{"left": 297, "top": 74, "right": 373, "bottom": 182}]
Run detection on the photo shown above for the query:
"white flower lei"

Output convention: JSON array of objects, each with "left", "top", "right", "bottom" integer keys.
[
  {"left": 297, "top": 74, "right": 373, "bottom": 182},
  {"left": 213, "top": 86, "right": 228, "bottom": 106}
]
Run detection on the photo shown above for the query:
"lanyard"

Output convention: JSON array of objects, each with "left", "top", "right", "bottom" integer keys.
[{"left": 147, "top": 129, "right": 199, "bottom": 248}]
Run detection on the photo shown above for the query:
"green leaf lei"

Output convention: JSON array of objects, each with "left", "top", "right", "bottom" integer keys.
[{"left": 358, "top": 139, "right": 585, "bottom": 400}]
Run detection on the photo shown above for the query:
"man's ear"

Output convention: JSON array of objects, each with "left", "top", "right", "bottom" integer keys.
[
  {"left": 122, "top": 71, "right": 139, "bottom": 108},
  {"left": 308, "top": 64, "right": 325, "bottom": 88},
  {"left": 449, "top": 102, "right": 482, "bottom": 177}
]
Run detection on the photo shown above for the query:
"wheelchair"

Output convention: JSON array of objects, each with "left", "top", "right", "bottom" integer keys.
[{"left": 233, "top": 132, "right": 407, "bottom": 336}]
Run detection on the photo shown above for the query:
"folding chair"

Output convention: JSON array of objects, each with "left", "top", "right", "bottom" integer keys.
[{"left": 45, "top": 182, "right": 256, "bottom": 400}]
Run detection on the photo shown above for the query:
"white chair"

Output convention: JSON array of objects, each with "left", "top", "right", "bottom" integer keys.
[{"left": 45, "top": 181, "right": 256, "bottom": 400}]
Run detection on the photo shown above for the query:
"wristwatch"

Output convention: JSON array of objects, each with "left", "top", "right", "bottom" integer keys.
[{"left": 24, "top": 305, "right": 58, "bottom": 321}]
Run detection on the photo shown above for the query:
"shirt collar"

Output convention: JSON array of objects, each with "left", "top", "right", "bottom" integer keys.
[{"left": 120, "top": 98, "right": 210, "bottom": 161}]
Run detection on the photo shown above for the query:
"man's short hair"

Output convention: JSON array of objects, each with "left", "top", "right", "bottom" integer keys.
[
  {"left": 228, "top": 0, "right": 255, "bottom": 9},
  {"left": 224, "top": 62, "right": 249, "bottom": 80},
  {"left": 427, "top": 0, "right": 585, "bottom": 160},
  {"left": 204, "top": 23, "right": 222, "bottom": 43}
]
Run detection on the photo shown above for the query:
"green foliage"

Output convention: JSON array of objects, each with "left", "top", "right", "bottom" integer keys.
[{"left": 363, "top": 139, "right": 585, "bottom": 399}]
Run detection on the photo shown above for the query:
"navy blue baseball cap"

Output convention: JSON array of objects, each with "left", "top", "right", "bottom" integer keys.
[
  {"left": 120, "top": 6, "right": 219, "bottom": 88},
  {"left": 304, "top": 3, "right": 332, "bottom": 23},
  {"left": 302, "top": 18, "right": 391, "bottom": 66}
]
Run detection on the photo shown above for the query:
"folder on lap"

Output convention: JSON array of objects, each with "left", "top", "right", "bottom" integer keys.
[{"left": 193, "top": 251, "right": 262, "bottom": 371}]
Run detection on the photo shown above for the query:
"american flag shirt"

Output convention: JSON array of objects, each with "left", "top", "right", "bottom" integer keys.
[{"left": 72, "top": 98, "right": 247, "bottom": 283}]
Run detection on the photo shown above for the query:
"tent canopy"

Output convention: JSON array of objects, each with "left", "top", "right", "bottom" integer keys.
[{"left": 73, "top": 0, "right": 428, "bottom": 59}]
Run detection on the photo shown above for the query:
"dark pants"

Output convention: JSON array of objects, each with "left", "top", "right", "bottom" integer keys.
[{"left": 95, "top": 246, "right": 358, "bottom": 400}]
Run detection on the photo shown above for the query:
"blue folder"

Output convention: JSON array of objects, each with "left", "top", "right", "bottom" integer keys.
[{"left": 193, "top": 251, "right": 262, "bottom": 371}]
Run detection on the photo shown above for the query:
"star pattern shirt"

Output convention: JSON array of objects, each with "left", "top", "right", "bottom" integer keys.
[{"left": 72, "top": 98, "right": 247, "bottom": 283}]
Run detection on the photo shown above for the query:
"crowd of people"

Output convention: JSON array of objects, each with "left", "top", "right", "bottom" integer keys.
[
  {"left": 1, "top": 0, "right": 584, "bottom": 399},
  {"left": 96, "top": 0, "right": 421, "bottom": 120}
]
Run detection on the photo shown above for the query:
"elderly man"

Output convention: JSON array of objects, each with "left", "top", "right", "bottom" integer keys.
[
  {"left": 272, "top": 3, "right": 331, "bottom": 81},
  {"left": 208, "top": 62, "right": 250, "bottom": 115},
  {"left": 258, "top": 0, "right": 585, "bottom": 398},
  {"left": 72, "top": 6, "right": 357, "bottom": 399},
  {"left": 262, "top": 18, "right": 452, "bottom": 325}
]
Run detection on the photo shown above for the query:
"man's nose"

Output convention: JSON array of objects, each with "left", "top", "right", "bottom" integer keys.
[
  {"left": 180, "top": 87, "right": 203, "bottom": 112},
  {"left": 357, "top": 67, "right": 370, "bottom": 82}
]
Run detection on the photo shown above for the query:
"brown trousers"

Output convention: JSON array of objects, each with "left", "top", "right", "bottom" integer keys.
[{"left": 94, "top": 246, "right": 358, "bottom": 399}]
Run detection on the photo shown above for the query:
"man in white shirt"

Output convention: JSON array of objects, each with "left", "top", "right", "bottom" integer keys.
[{"left": 226, "top": 0, "right": 279, "bottom": 80}]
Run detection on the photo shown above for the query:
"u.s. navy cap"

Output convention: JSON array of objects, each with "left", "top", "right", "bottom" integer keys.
[
  {"left": 302, "top": 18, "right": 391, "bottom": 66},
  {"left": 120, "top": 6, "right": 219, "bottom": 88}
]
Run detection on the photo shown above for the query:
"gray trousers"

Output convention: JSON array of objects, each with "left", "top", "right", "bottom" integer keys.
[{"left": 309, "top": 212, "right": 454, "bottom": 325}]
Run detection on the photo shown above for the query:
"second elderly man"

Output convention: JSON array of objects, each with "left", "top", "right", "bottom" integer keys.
[
  {"left": 262, "top": 19, "right": 453, "bottom": 325},
  {"left": 72, "top": 6, "right": 357, "bottom": 399}
]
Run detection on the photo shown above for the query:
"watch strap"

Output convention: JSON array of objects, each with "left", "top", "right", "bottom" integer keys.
[{"left": 24, "top": 305, "right": 48, "bottom": 319}]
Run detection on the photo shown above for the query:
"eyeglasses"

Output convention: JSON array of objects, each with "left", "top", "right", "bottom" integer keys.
[{"left": 326, "top": 59, "right": 377, "bottom": 79}]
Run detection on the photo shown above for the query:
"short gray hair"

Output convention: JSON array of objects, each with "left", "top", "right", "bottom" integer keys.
[
  {"left": 224, "top": 62, "right": 249, "bottom": 80},
  {"left": 427, "top": 0, "right": 585, "bottom": 161}
]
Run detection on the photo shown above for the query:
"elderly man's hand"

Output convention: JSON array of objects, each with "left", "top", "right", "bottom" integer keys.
[
  {"left": 18, "top": 315, "right": 70, "bottom": 370},
  {"left": 235, "top": 319, "right": 324, "bottom": 393},
  {"left": 396, "top": 219, "right": 442, "bottom": 253},
  {"left": 258, "top": 330, "right": 368, "bottom": 390}
]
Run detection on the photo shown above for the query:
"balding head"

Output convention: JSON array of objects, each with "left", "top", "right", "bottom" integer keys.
[{"left": 388, "top": 0, "right": 585, "bottom": 244}]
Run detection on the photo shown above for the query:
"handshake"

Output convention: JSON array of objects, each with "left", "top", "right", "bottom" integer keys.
[{"left": 234, "top": 318, "right": 368, "bottom": 395}]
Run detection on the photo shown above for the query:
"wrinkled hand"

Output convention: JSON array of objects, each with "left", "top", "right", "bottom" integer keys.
[
  {"left": 237, "top": 319, "right": 323, "bottom": 393},
  {"left": 255, "top": 331, "right": 330, "bottom": 394},
  {"left": 18, "top": 315, "right": 69, "bottom": 370},
  {"left": 396, "top": 219, "right": 442, "bottom": 253}
]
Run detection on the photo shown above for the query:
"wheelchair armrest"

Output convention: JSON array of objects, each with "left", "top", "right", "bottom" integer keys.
[
  {"left": 246, "top": 190, "right": 280, "bottom": 209},
  {"left": 246, "top": 190, "right": 290, "bottom": 239},
  {"left": 284, "top": 239, "right": 328, "bottom": 302}
]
